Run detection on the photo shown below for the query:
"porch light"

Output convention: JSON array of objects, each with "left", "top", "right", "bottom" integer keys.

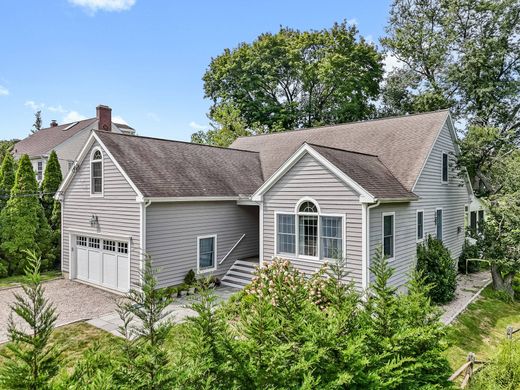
[{"left": 90, "top": 214, "right": 99, "bottom": 227}]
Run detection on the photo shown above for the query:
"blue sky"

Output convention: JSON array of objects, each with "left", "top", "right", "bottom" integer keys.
[{"left": 0, "top": 0, "right": 392, "bottom": 141}]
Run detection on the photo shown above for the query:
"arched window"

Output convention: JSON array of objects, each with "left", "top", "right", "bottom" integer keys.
[
  {"left": 91, "top": 148, "right": 103, "bottom": 195},
  {"left": 276, "top": 198, "right": 344, "bottom": 260},
  {"left": 298, "top": 200, "right": 319, "bottom": 257}
]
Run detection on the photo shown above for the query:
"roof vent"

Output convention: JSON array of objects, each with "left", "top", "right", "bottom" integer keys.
[{"left": 63, "top": 122, "right": 78, "bottom": 131}]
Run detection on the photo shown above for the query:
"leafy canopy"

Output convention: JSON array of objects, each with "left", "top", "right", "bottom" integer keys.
[{"left": 199, "top": 21, "right": 383, "bottom": 145}]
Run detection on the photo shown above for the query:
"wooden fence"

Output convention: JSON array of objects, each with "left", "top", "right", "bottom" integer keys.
[{"left": 449, "top": 326, "right": 519, "bottom": 388}]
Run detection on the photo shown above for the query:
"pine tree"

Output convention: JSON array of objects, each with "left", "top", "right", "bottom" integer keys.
[
  {"left": 0, "top": 251, "right": 61, "bottom": 389},
  {"left": 0, "top": 152, "right": 15, "bottom": 211},
  {"left": 39, "top": 150, "right": 62, "bottom": 223},
  {"left": 114, "top": 258, "right": 175, "bottom": 388},
  {"left": 31, "top": 110, "right": 42, "bottom": 134},
  {"left": 0, "top": 155, "right": 53, "bottom": 275}
]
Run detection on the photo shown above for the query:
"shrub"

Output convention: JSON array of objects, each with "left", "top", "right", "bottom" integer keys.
[
  {"left": 184, "top": 269, "right": 196, "bottom": 286},
  {"left": 416, "top": 235, "right": 457, "bottom": 304},
  {"left": 458, "top": 240, "right": 481, "bottom": 274}
]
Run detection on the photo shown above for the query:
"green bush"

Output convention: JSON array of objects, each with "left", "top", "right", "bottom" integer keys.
[
  {"left": 458, "top": 240, "right": 481, "bottom": 274},
  {"left": 417, "top": 235, "right": 457, "bottom": 304},
  {"left": 183, "top": 269, "right": 196, "bottom": 286}
]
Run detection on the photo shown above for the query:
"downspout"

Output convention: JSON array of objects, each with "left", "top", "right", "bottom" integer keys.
[
  {"left": 362, "top": 200, "right": 380, "bottom": 290},
  {"left": 140, "top": 199, "right": 152, "bottom": 280}
]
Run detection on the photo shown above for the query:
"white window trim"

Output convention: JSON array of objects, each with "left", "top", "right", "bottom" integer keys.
[
  {"left": 197, "top": 234, "right": 217, "bottom": 274},
  {"left": 274, "top": 209, "right": 346, "bottom": 263},
  {"left": 37, "top": 161, "right": 44, "bottom": 182},
  {"left": 90, "top": 147, "right": 104, "bottom": 197},
  {"left": 382, "top": 212, "right": 396, "bottom": 261},
  {"left": 435, "top": 207, "right": 443, "bottom": 240},
  {"left": 441, "top": 151, "right": 449, "bottom": 184},
  {"left": 416, "top": 209, "right": 425, "bottom": 243}
]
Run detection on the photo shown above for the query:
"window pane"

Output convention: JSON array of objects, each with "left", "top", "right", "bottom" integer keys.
[
  {"left": 321, "top": 216, "right": 342, "bottom": 259},
  {"left": 93, "top": 150, "right": 102, "bottom": 160},
  {"left": 299, "top": 201, "right": 318, "bottom": 213},
  {"left": 417, "top": 211, "right": 423, "bottom": 239},
  {"left": 299, "top": 215, "right": 317, "bottom": 257},
  {"left": 199, "top": 237, "right": 215, "bottom": 269},
  {"left": 384, "top": 215, "right": 393, "bottom": 236},
  {"left": 383, "top": 214, "right": 394, "bottom": 258},
  {"left": 93, "top": 178, "right": 102, "bottom": 193},
  {"left": 442, "top": 153, "right": 448, "bottom": 182},
  {"left": 436, "top": 210, "right": 443, "bottom": 240},
  {"left": 470, "top": 211, "right": 477, "bottom": 232},
  {"left": 92, "top": 161, "right": 102, "bottom": 177},
  {"left": 277, "top": 214, "right": 295, "bottom": 254}
]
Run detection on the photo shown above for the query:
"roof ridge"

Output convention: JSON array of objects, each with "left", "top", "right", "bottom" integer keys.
[
  {"left": 94, "top": 130, "right": 260, "bottom": 154},
  {"left": 234, "top": 109, "right": 450, "bottom": 141},
  {"left": 306, "top": 142, "right": 378, "bottom": 157}
]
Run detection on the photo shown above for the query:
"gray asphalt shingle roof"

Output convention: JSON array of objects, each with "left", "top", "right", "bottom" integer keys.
[
  {"left": 231, "top": 110, "right": 450, "bottom": 192},
  {"left": 95, "top": 131, "right": 264, "bottom": 198}
]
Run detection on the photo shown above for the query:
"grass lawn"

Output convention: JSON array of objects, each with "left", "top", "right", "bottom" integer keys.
[
  {"left": 0, "top": 322, "right": 122, "bottom": 375},
  {"left": 445, "top": 286, "right": 520, "bottom": 370},
  {"left": 0, "top": 270, "right": 62, "bottom": 289}
]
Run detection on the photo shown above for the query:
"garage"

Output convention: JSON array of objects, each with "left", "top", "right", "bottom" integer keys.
[{"left": 74, "top": 235, "right": 130, "bottom": 292}]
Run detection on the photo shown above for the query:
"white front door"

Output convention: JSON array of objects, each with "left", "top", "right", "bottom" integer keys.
[{"left": 74, "top": 235, "right": 130, "bottom": 292}]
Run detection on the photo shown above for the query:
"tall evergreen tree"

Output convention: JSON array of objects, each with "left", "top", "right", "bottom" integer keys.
[
  {"left": 31, "top": 110, "right": 42, "bottom": 134},
  {"left": 39, "top": 150, "right": 62, "bottom": 223},
  {"left": 0, "top": 152, "right": 15, "bottom": 211},
  {"left": 0, "top": 155, "right": 53, "bottom": 275},
  {"left": 0, "top": 251, "right": 61, "bottom": 389}
]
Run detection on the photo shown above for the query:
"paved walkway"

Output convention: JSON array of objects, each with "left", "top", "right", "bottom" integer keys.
[
  {"left": 440, "top": 271, "right": 492, "bottom": 324},
  {"left": 0, "top": 279, "right": 118, "bottom": 343},
  {"left": 87, "top": 286, "right": 239, "bottom": 337}
]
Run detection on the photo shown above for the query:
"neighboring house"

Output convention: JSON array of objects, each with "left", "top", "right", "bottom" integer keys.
[
  {"left": 12, "top": 105, "right": 135, "bottom": 182},
  {"left": 57, "top": 110, "right": 473, "bottom": 293}
]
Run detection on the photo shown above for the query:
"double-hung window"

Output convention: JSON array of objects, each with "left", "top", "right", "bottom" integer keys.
[
  {"left": 416, "top": 210, "right": 424, "bottom": 241},
  {"left": 298, "top": 202, "right": 318, "bottom": 257},
  {"left": 320, "top": 216, "right": 343, "bottom": 259},
  {"left": 276, "top": 214, "right": 296, "bottom": 254},
  {"left": 382, "top": 213, "right": 395, "bottom": 259},
  {"left": 436, "top": 208, "right": 443, "bottom": 241},
  {"left": 37, "top": 161, "right": 43, "bottom": 182},
  {"left": 198, "top": 235, "right": 216, "bottom": 272},
  {"left": 91, "top": 149, "right": 103, "bottom": 195},
  {"left": 441, "top": 152, "right": 449, "bottom": 183}
]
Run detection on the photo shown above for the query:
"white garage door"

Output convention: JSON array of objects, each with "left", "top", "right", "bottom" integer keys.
[{"left": 75, "top": 235, "right": 130, "bottom": 292}]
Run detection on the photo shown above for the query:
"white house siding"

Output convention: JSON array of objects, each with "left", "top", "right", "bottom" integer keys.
[
  {"left": 61, "top": 140, "right": 142, "bottom": 287},
  {"left": 262, "top": 153, "right": 364, "bottom": 290},
  {"left": 369, "top": 121, "right": 470, "bottom": 287},
  {"left": 146, "top": 201, "right": 259, "bottom": 288}
]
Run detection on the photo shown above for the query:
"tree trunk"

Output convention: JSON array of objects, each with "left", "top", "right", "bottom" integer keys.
[{"left": 490, "top": 264, "right": 515, "bottom": 297}]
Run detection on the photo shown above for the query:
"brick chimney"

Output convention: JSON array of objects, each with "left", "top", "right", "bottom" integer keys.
[
  {"left": 50, "top": 120, "right": 58, "bottom": 127},
  {"left": 96, "top": 105, "right": 112, "bottom": 131}
]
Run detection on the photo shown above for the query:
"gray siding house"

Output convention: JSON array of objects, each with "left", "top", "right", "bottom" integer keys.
[
  {"left": 13, "top": 105, "right": 135, "bottom": 182},
  {"left": 57, "top": 110, "right": 473, "bottom": 293}
]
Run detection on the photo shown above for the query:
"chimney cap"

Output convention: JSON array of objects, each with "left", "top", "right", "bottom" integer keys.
[
  {"left": 96, "top": 104, "right": 112, "bottom": 111},
  {"left": 50, "top": 120, "right": 58, "bottom": 127}
]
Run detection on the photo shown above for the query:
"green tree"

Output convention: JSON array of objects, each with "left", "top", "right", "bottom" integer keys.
[
  {"left": 0, "top": 251, "right": 61, "bottom": 389},
  {"left": 381, "top": 0, "right": 520, "bottom": 128},
  {"left": 39, "top": 151, "right": 62, "bottom": 223},
  {"left": 201, "top": 21, "right": 383, "bottom": 139},
  {"left": 0, "top": 152, "right": 16, "bottom": 211},
  {"left": 191, "top": 103, "right": 254, "bottom": 147},
  {"left": 0, "top": 140, "right": 17, "bottom": 164},
  {"left": 31, "top": 110, "right": 42, "bottom": 134},
  {"left": 0, "top": 155, "right": 53, "bottom": 275},
  {"left": 115, "top": 258, "right": 175, "bottom": 389}
]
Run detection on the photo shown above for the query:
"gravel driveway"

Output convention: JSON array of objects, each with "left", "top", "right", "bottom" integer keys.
[{"left": 0, "top": 278, "right": 118, "bottom": 343}]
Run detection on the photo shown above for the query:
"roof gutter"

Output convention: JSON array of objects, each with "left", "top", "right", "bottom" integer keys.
[{"left": 141, "top": 196, "right": 241, "bottom": 203}]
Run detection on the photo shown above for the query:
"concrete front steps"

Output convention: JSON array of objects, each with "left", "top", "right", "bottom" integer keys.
[{"left": 220, "top": 259, "right": 259, "bottom": 289}]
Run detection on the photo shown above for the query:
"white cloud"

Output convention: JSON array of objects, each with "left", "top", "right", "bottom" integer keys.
[
  {"left": 68, "top": 0, "right": 136, "bottom": 13},
  {"left": 112, "top": 115, "right": 128, "bottom": 125},
  {"left": 347, "top": 18, "right": 358, "bottom": 26},
  {"left": 62, "top": 111, "right": 87, "bottom": 123},
  {"left": 24, "top": 100, "right": 45, "bottom": 111},
  {"left": 48, "top": 104, "right": 67, "bottom": 113},
  {"left": 383, "top": 52, "right": 405, "bottom": 75},
  {"left": 0, "top": 85, "right": 9, "bottom": 96},
  {"left": 189, "top": 121, "right": 207, "bottom": 131}
]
